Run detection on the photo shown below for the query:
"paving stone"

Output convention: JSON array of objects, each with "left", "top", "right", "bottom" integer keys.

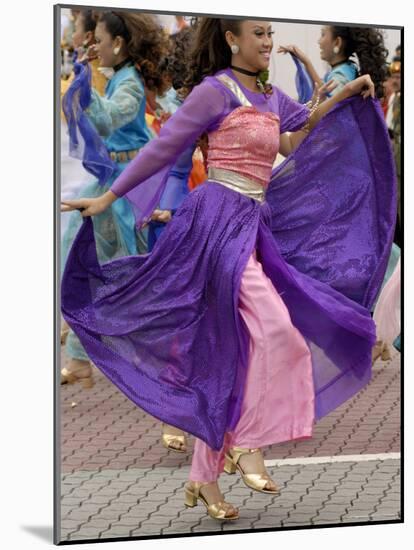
[
  {"left": 85, "top": 518, "right": 112, "bottom": 529},
  {"left": 69, "top": 530, "right": 103, "bottom": 541},
  {"left": 348, "top": 502, "right": 378, "bottom": 512},
  {"left": 100, "top": 526, "right": 133, "bottom": 537},
  {"left": 61, "top": 519, "right": 83, "bottom": 530}
]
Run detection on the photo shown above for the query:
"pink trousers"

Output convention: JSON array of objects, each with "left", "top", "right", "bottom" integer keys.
[
  {"left": 373, "top": 257, "right": 401, "bottom": 344},
  {"left": 189, "top": 249, "right": 315, "bottom": 482}
]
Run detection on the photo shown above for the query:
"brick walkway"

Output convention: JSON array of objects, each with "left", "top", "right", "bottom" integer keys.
[{"left": 58, "top": 347, "right": 401, "bottom": 542}]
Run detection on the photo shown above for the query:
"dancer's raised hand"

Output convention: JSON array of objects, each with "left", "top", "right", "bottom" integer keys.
[
  {"left": 277, "top": 44, "right": 309, "bottom": 65},
  {"left": 344, "top": 74, "right": 375, "bottom": 99},
  {"left": 312, "top": 78, "right": 338, "bottom": 104}
]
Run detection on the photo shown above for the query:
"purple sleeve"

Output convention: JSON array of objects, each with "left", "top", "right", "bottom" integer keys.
[
  {"left": 111, "top": 80, "right": 227, "bottom": 198},
  {"left": 276, "top": 87, "right": 310, "bottom": 134}
]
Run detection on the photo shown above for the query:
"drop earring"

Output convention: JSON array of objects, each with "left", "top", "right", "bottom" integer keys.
[
  {"left": 113, "top": 46, "right": 121, "bottom": 56},
  {"left": 231, "top": 44, "right": 240, "bottom": 55},
  {"left": 333, "top": 46, "right": 340, "bottom": 54}
]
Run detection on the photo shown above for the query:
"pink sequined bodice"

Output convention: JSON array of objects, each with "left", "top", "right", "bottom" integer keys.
[{"left": 207, "top": 106, "right": 280, "bottom": 187}]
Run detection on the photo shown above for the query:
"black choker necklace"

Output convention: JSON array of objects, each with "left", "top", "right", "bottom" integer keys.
[
  {"left": 113, "top": 58, "right": 132, "bottom": 72},
  {"left": 230, "top": 65, "right": 260, "bottom": 77}
]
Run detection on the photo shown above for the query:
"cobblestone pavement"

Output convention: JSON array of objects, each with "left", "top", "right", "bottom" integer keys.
[{"left": 58, "top": 347, "right": 401, "bottom": 542}]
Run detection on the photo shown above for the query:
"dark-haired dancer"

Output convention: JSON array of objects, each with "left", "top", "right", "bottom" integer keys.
[
  {"left": 60, "top": 10, "right": 107, "bottom": 237},
  {"left": 61, "top": 18, "right": 395, "bottom": 521},
  {"left": 278, "top": 25, "right": 388, "bottom": 99},
  {"left": 147, "top": 27, "right": 196, "bottom": 254},
  {"left": 60, "top": 10, "right": 168, "bottom": 387},
  {"left": 60, "top": 9, "right": 107, "bottom": 347}
]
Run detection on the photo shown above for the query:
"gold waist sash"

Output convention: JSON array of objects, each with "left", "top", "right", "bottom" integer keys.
[
  {"left": 109, "top": 148, "right": 141, "bottom": 163},
  {"left": 207, "top": 166, "right": 265, "bottom": 203}
]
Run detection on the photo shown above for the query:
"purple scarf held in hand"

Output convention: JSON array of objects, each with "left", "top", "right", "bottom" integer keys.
[
  {"left": 289, "top": 52, "right": 314, "bottom": 103},
  {"left": 268, "top": 94, "right": 397, "bottom": 310},
  {"left": 62, "top": 59, "right": 116, "bottom": 185}
]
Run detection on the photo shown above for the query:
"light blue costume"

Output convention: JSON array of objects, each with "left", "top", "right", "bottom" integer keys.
[
  {"left": 324, "top": 60, "right": 359, "bottom": 96},
  {"left": 62, "top": 60, "right": 152, "bottom": 361}
]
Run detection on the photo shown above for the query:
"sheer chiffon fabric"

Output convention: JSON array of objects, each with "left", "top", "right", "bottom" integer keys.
[
  {"left": 61, "top": 68, "right": 397, "bottom": 451},
  {"left": 190, "top": 248, "right": 314, "bottom": 482}
]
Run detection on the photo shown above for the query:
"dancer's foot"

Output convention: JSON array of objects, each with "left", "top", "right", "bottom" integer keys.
[
  {"left": 61, "top": 359, "right": 94, "bottom": 389},
  {"left": 184, "top": 480, "right": 239, "bottom": 521},
  {"left": 224, "top": 447, "right": 279, "bottom": 494},
  {"left": 60, "top": 319, "right": 70, "bottom": 345},
  {"left": 161, "top": 422, "right": 187, "bottom": 453},
  {"left": 372, "top": 340, "right": 391, "bottom": 364}
]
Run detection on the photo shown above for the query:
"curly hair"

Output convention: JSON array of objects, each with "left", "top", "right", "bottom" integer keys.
[
  {"left": 331, "top": 26, "right": 389, "bottom": 98},
  {"left": 158, "top": 26, "right": 197, "bottom": 92},
  {"left": 97, "top": 11, "right": 170, "bottom": 95},
  {"left": 183, "top": 17, "right": 243, "bottom": 92},
  {"left": 77, "top": 9, "right": 99, "bottom": 33}
]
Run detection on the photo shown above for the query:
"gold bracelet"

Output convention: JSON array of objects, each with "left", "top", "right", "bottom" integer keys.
[{"left": 302, "top": 95, "right": 320, "bottom": 132}]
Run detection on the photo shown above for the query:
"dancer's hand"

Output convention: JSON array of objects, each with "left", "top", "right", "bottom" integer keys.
[
  {"left": 159, "top": 112, "right": 172, "bottom": 126},
  {"left": 312, "top": 78, "right": 338, "bottom": 104},
  {"left": 61, "top": 191, "right": 116, "bottom": 217},
  {"left": 150, "top": 209, "right": 172, "bottom": 223},
  {"left": 277, "top": 44, "right": 309, "bottom": 64},
  {"left": 77, "top": 44, "right": 99, "bottom": 64},
  {"left": 344, "top": 74, "right": 375, "bottom": 99}
]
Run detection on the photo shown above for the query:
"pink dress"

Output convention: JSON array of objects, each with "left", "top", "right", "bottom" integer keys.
[
  {"left": 189, "top": 106, "right": 315, "bottom": 482},
  {"left": 373, "top": 257, "right": 401, "bottom": 344}
]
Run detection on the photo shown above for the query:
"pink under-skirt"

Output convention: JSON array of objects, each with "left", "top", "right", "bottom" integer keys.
[
  {"left": 373, "top": 257, "right": 401, "bottom": 344},
  {"left": 189, "top": 249, "right": 315, "bottom": 481}
]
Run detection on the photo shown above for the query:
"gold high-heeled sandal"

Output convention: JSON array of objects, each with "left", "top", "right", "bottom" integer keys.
[
  {"left": 60, "top": 364, "right": 95, "bottom": 389},
  {"left": 184, "top": 481, "right": 239, "bottom": 521},
  {"left": 224, "top": 446, "right": 280, "bottom": 495},
  {"left": 60, "top": 319, "right": 70, "bottom": 346},
  {"left": 60, "top": 328, "right": 70, "bottom": 346},
  {"left": 161, "top": 422, "right": 187, "bottom": 453},
  {"left": 372, "top": 340, "right": 392, "bottom": 364}
]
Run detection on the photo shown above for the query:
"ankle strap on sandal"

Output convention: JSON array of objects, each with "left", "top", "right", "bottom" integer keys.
[{"left": 229, "top": 447, "right": 261, "bottom": 465}]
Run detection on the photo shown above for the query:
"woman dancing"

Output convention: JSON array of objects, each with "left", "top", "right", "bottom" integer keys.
[
  {"left": 60, "top": 10, "right": 168, "bottom": 387},
  {"left": 61, "top": 18, "right": 396, "bottom": 521},
  {"left": 278, "top": 25, "right": 388, "bottom": 99}
]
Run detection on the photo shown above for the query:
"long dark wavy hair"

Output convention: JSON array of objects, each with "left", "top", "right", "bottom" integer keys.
[
  {"left": 157, "top": 26, "right": 196, "bottom": 96},
  {"left": 78, "top": 9, "right": 99, "bottom": 34},
  {"left": 97, "top": 11, "right": 170, "bottom": 95},
  {"left": 183, "top": 18, "right": 243, "bottom": 93},
  {"left": 331, "top": 26, "right": 388, "bottom": 98}
]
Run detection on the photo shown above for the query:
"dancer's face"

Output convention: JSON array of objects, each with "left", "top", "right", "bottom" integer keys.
[
  {"left": 227, "top": 20, "right": 274, "bottom": 72},
  {"left": 318, "top": 26, "right": 341, "bottom": 63},
  {"left": 94, "top": 21, "right": 123, "bottom": 67}
]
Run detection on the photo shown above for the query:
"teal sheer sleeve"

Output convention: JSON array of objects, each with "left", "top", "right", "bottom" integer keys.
[{"left": 86, "top": 76, "right": 145, "bottom": 136}]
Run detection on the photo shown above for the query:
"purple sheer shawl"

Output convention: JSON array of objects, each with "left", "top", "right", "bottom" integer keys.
[
  {"left": 268, "top": 95, "right": 397, "bottom": 309},
  {"left": 62, "top": 60, "right": 116, "bottom": 185},
  {"left": 290, "top": 52, "right": 314, "bottom": 103}
]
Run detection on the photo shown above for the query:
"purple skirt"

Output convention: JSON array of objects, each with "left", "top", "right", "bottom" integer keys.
[{"left": 62, "top": 180, "right": 377, "bottom": 451}]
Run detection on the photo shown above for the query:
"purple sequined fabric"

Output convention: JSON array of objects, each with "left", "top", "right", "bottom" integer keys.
[
  {"left": 269, "top": 94, "right": 397, "bottom": 309},
  {"left": 61, "top": 68, "right": 396, "bottom": 451}
]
